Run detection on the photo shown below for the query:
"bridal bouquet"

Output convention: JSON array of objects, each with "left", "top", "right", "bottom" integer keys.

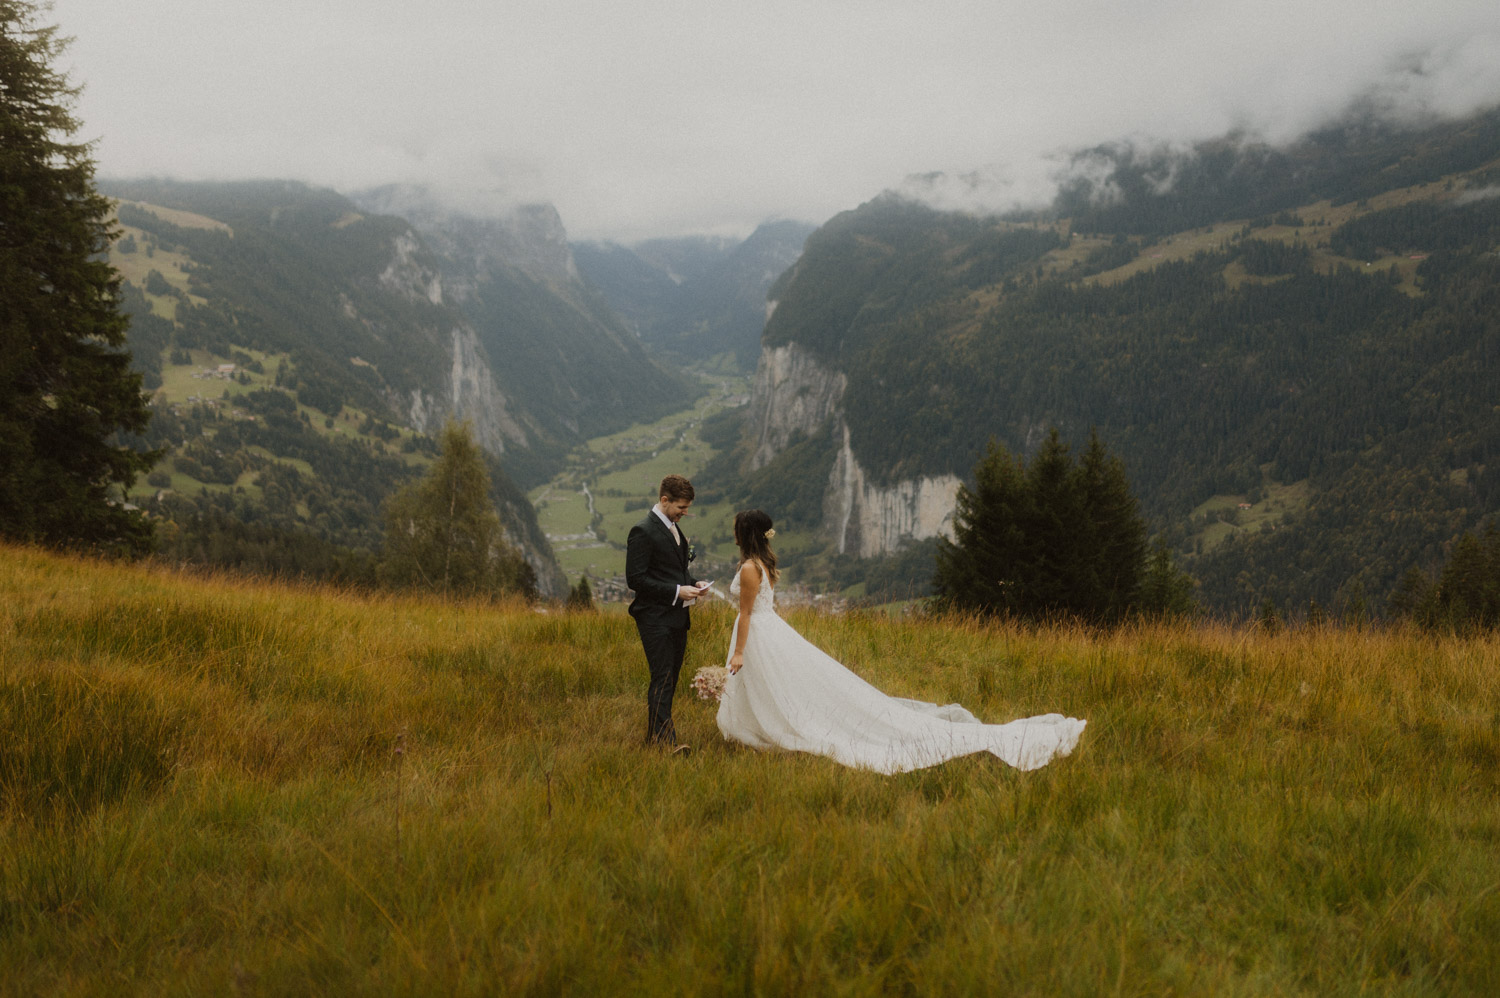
[{"left": 692, "top": 666, "right": 728, "bottom": 702}]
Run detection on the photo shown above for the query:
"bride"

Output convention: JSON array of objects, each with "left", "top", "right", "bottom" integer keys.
[{"left": 716, "top": 509, "right": 1086, "bottom": 774}]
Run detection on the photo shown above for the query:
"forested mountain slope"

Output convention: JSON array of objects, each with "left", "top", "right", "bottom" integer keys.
[
  {"left": 730, "top": 108, "right": 1500, "bottom": 614},
  {"left": 353, "top": 185, "right": 693, "bottom": 442},
  {"left": 575, "top": 219, "right": 815, "bottom": 370},
  {"left": 108, "top": 179, "right": 689, "bottom": 481},
  {"left": 99, "top": 179, "right": 702, "bottom": 593}
]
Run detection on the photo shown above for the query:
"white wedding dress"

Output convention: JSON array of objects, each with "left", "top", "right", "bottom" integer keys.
[{"left": 716, "top": 566, "right": 1086, "bottom": 774}]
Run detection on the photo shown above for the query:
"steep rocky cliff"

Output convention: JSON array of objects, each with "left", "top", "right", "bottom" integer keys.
[
  {"left": 747, "top": 344, "right": 846, "bottom": 470},
  {"left": 364, "top": 222, "right": 532, "bottom": 456},
  {"left": 101, "top": 179, "right": 581, "bottom": 594},
  {"left": 355, "top": 185, "right": 691, "bottom": 447},
  {"left": 825, "top": 422, "right": 961, "bottom": 558},
  {"left": 747, "top": 342, "right": 959, "bottom": 557}
]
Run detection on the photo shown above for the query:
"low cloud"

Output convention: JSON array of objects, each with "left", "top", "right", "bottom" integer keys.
[
  {"left": 53, "top": 1, "right": 1500, "bottom": 240},
  {"left": 1454, "top": 184, "right": 1500, "bottom": 204}
]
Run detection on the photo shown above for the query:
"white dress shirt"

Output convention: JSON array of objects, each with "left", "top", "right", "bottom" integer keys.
[
  {"left": 652, "top": 504, "right": 690, "bottom": 605},
  {"left": 651, "top": 503, "right": 682, "bottom": 545}
]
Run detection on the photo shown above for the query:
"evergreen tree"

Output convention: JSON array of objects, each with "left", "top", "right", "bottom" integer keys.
[
  {"left": 1431, "top": 526, "right": 1500, "bottom": 631},
  {"left": 0, "top": 1, "right": 156, "bottom": 553},
  {"left": 1075, "top": 429, "right": 1149, "bottom": 620},
  {"left": 934, "top": 441, "right": 1031, "bottom": 616},
  {"left": 1386, "top": 565, "right": 1437, "bottom": 626},
  {"left": 934, "top": 429, "right": 1156, "bottom": 624},
  {"left": 1019, "top": 429, "right": 1083, "bottom": 616},
  {"left": 566, "top": 575, "right": 595, "bottom": 611},
  {"left": 1387, "top": 525, "right": 1500, "bottom": 632},
  {"left": 379, "top": 421, "right": 530, "bottom": 597},
  {"left": 1138, "top": 540, "right": 1198, "bottom": 620}
]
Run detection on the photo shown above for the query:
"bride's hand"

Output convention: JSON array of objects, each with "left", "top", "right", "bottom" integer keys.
[{"left": 729, "top": 652, "right": 743, "bottom": 675}]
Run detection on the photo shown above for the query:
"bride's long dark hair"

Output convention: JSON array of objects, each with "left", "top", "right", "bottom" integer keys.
[{"left": 733, "top": 509, "right": 779, "bottom": 586}]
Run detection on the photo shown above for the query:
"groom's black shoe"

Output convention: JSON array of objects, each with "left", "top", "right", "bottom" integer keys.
[{"left": 670, "top": 743, "right": 693, "bottom": 757}]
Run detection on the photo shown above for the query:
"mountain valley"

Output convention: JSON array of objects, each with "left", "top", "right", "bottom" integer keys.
[{"left": 99, "top": 107, "right": 1500, "bottom": 616}]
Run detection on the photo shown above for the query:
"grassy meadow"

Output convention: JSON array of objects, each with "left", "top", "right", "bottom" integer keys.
[{"left": 2, "top": 543, "right": 1499, "bottom": 995}]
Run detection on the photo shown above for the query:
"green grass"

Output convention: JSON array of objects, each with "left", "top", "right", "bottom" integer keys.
[
  {"left": 109, "top": 221, "right": 209, "bottom": 321},
  {"left": 2, "top": 542, "right": 1498, "bottom": 994},
  {"left": 1189, "top": 477, "right": 1311, "bottom": 553},
  {"left": 151, "top": 347, "right": 274, "bottom": 404}
]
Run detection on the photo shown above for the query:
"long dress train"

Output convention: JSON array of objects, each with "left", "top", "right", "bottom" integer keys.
[{"left": 716, "top": 566, "right": 1086, "bottom": 774}]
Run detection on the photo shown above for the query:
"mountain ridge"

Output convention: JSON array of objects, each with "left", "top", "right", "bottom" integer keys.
[
  {"left": 723, "top": 107, "right": 1500, "bottom": 613},
  {"left": 99, "top": 178, "right": 705, "bottom": 594}
]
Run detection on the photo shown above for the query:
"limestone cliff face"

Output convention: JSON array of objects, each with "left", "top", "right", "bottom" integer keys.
[
  {"left": 372, "top": 226, "right": 530, "bottom": 456},
  {"left": 378, "top": 230, "right": 445, "bottom": 305},
  {"left": 749, "top": 343, "right": 960, "bottom": 557},
  {"left": 748, "top": 344, "right": 847, "bottom": 470},
  {"left": 403, "top": 325, "right": 529, "bottom": 456},
  {"left": 825, "top": 424, "right": 961, "bottom": 558},
  {"left": 413, "top": 204, "right": 582, "bottom": 302},
  {"left": 357, "top": 186, "right": 579, "bottom": 295},
  {"left": 355, "top": 184, "right": 685, "bottom": 446},
  {"left": 492, "top": 203, "right": 580, "bottom": 288}
]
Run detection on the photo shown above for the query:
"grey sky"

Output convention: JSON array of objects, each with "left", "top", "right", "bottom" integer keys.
[{"left": 51, "top": 0, "right": 1500, "bottom": 242}]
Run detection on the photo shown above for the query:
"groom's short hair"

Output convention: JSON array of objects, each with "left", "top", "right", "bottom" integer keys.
[{"left": 659, "top": 474, "right": 695, "bottom": 502}]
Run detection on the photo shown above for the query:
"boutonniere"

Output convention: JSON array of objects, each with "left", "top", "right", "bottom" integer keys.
[{"left": 688, "top": 544, "right": 697, "bottom": 563}]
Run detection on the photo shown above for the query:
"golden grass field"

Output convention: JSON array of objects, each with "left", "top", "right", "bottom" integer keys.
[{"left": 2, "top": 542, "right": 1498, "bottom": 995}]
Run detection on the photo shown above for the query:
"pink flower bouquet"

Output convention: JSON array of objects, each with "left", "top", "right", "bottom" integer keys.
[{"left": 692, "top": 666, "right": 728, "bottom": 702}]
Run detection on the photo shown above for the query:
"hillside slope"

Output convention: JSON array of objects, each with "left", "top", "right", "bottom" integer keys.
[
  {"left": 353, "top": 185, "right": 693, "bottom": 441},
  {"left": 101, "top": 179, "right": 610, "bottom": 593},
  {"left": 731, "top": 108, "right": 1500, "bottom": 613}
]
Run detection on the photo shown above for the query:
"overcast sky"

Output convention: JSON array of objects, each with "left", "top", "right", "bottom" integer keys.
[{"left": 50, "top": 0, "right": 1500, "bottom": 242}]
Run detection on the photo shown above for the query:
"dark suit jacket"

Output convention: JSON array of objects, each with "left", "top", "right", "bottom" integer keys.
[{"left": 626, "top": 511, "right": 693, "bottom": 631}]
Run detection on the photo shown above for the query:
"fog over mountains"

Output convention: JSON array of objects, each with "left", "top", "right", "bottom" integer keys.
[
  {"left": 95, "top": 97, "right": 1500, "bottom": 614},
  {"left": 54, "top": 2, "right": 1500, "bottom": 240},
  {"left": 707, "top": 106, "right": 1500, "bottom": 612}
]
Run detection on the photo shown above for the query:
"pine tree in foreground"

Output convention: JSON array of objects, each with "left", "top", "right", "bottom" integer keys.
[
  {"left": 1388, "top": 523, "right": 1500, "bottom": 632},
  {"left": 378, "top": 421, "right": 531, "bottom": 597},
  {"left": 0, "top": 0, "right": 157, "bottom": 554},
  {"left": 934, "top": 429, "right": 1174, "bottom": 624}
]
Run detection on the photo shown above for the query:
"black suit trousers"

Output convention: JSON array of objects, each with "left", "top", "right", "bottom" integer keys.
[{"left": 637, "top": 621, "right": 688, "bottom": 744}]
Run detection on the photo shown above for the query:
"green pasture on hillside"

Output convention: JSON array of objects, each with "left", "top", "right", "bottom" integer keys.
[
  {"left": 1189, "top": 477, "right": 1312, "bottom": 553},
  {"left": 129, "top": 345, "right": 435, "bottom": 504}
]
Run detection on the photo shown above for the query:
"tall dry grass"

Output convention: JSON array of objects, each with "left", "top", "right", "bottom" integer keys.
[{"left": 2, "top": 542, "right": 1498, "bottom": 995}]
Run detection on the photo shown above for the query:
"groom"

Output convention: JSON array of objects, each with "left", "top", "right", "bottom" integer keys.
[{"left": 626, "top": 474, "right": 709, "bottom": 751}]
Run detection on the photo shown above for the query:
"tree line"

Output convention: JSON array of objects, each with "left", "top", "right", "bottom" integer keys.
[
  {"left": 934, "top": 430, "right": 1195, "bottom": 624},
  {"left": 750, "top": 176, "right": 1500, "bottom": 615}
]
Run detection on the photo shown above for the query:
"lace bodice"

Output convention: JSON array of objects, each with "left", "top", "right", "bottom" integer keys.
[{"left": 728, "top": 562, "right": 776, "bottom": 614}]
